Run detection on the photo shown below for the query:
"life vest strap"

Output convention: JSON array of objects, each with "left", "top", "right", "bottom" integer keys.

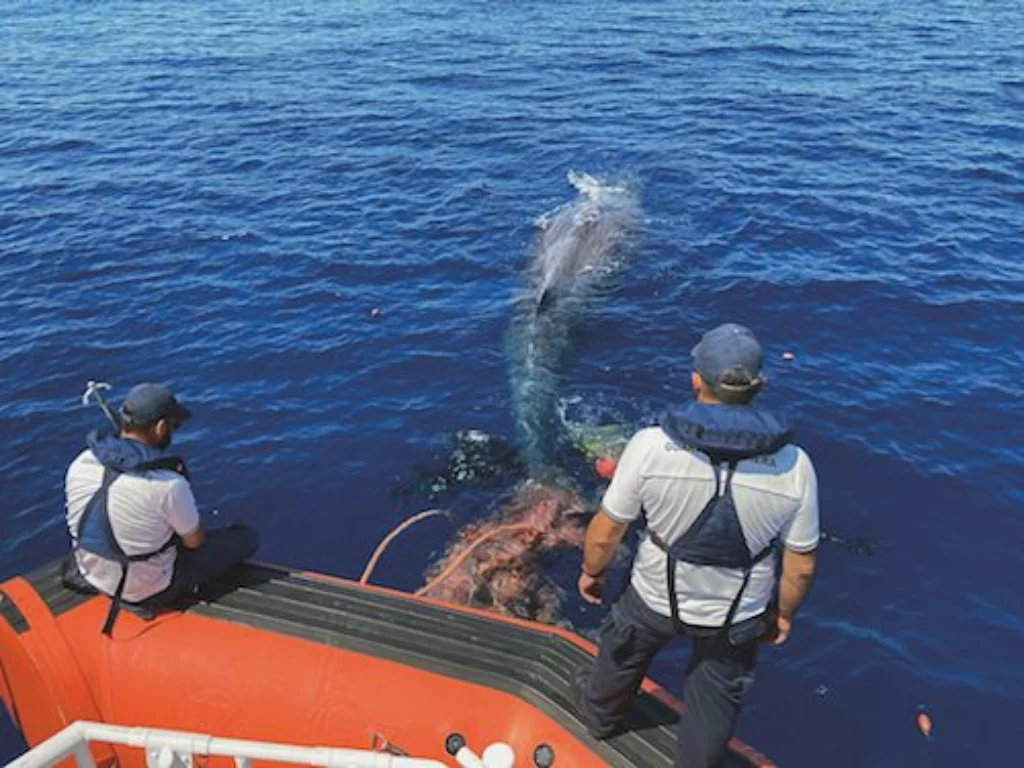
[
  {"left": 647, "top": 457, "right": 780, "bottom": 636},
  {"left": 101, "top": 567, "right": 129, "bottom": 636}
]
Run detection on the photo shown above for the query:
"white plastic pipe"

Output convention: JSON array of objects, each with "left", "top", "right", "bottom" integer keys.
[
  {"left": 452, "top": 746, "right": 485, "bottom": 768},
  {"left": 72, "top": 742, "right": 97, "bottom": 768},
  {"left": 6, "top": 722, "right": 87, "bottom": 768},
  {"left": 5, "top": 721, "right": 449, "bottom": 768}
]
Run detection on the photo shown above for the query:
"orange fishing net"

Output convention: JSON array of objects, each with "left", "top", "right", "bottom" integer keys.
[{"left": 417, "top": 483, "right": 585, "bottom": 623}]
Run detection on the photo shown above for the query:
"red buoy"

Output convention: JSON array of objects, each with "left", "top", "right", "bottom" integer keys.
[
  {"left": 594, "top": 457, "right": 617, "bottom": 480},
  {"left": 917, "top": 710, "right": 933, "bottom": 738}
]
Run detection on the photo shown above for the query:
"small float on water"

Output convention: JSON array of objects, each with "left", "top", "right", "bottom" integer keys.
[{"left": 0, "top": 555, "right": 774, "bottom": 767}]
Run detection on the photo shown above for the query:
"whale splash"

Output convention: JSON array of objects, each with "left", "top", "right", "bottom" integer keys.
[{"left": 507, "top": 171, "right": 643, "bottom": 472}]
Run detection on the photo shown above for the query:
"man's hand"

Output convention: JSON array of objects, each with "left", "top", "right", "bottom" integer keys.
[
  {"left": 578, "top": 571, "right": 606, "bottom": 605},
  {"left": 765, "top": 614, "right": 792, "bottom": 645}
]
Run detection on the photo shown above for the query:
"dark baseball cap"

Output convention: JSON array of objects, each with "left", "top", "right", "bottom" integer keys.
[
  {"left": 120, "top": 383, "right": 193, "bottom": 425},
  {"left": 691, "top": 323, "right": 764, "bottom": 390}
]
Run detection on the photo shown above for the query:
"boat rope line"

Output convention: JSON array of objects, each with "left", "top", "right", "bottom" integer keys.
[
  {"left": 360, "top": 484, "right": 584, "bottom": 621},
  {"left": 359, "top": 510, "right": 543, "bottom": 599},
  {"left": 359, "top": 509, "right": 450, "bottom": 586},
  {"left": 415, "top": 523, "right": 536, "bottom": 597}
]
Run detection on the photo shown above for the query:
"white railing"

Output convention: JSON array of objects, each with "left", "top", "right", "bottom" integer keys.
[{"left": 5, "top": 721, "right": 452, "bottom": 768}]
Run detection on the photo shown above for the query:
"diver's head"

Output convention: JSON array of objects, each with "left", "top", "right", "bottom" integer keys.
[
  {"left": 690, "top": 323, "right": 764, "bottom": 405},
  {"left": 119, "top": 383, "right": 192, "bottom": 450}
]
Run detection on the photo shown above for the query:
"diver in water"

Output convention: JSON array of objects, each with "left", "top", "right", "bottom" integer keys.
[
  {"left": 576, "top": 324, "right": 819, "bottom": 768},
  {"left": 64, "top": 383, "right": 260, "bottom": 635}
]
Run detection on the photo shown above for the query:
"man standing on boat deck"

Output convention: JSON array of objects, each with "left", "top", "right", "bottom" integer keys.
[
  {"left": 64, "top": 383, "right": 260, "bottom": 634},
  {"left": 577, "top": 323, "right": 819, "bottom": 768}
]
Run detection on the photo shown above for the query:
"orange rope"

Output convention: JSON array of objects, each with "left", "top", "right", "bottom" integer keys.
[
  {"left": 415, "top": 522, "right": 536, "bottom": 597},
  {"left": 360, "top": 509, "right": 448, "bottom": 585}
]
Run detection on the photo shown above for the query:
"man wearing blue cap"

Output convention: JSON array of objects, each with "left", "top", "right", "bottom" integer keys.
[
  {"left": 64, "top": 383, "right": 260, "bottom": 635},
  {"left": 577, "top": 323, "right": 819, "bottom": 767}
]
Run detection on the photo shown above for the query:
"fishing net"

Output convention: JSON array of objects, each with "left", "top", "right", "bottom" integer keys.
[{"left": 416, "top": 483, "right": 585, "bottom": 623}]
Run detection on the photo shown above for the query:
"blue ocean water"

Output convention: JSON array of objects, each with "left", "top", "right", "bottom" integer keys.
[{"left": 1, "top": 0, "right": 1021, "bottom": 765}]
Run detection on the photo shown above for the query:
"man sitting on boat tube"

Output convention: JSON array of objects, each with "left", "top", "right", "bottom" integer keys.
[
  {"left": 63, "top": 383, "right": 260, "bottom": 635},
  {"left": 577, "top": 324, "right": 819, "bottom": 768}
]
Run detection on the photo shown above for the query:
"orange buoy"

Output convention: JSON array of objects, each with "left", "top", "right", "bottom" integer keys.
[
  {"left": 594, "top": 457, "right": 617, "bottom": 479},
  {"left": 917, "top": 709, "right": 933, "bottom": 738}
]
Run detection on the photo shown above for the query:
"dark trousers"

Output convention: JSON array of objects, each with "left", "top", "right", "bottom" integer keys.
[
  {"left": 142, "top": 524, "right": 260, "bottom": 607},
  {"left": 579, "top": 587, "right": 762, "bottom": 768}
]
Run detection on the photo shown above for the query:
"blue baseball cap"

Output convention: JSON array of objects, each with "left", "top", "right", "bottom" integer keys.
[
  {"left": 120, "top": 383, "right": 192, "bottom": 426},
  {"left": 691, "top": 323, "right": 764, "bottom": 390}
]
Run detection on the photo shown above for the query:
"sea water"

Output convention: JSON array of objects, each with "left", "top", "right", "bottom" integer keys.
[{"left": 1, "top": 1, "right": 1021, "bottom": 765}]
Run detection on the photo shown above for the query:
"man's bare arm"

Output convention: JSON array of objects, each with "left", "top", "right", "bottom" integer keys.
[
  {"left": 578, "top": 508, "right": 629, "bottom": 605},
  {"left": 778, "top": 547, "right": 816, "bottom": 620},
  {"left": 583, "top": 508, "right": 629, "bottom": 576},
  {"left": 179, "top": 524, "right": 207, "bottom": 550}
]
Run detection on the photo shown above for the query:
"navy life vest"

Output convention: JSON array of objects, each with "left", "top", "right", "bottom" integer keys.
[
  {"left": 650, "top": 402, "right": 793, "bottom": 635},
  {"left": 70, "top": 430, "right": 190, "bottom": 635}
]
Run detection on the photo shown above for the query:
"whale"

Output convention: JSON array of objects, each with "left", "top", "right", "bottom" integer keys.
[
  {"left": 507, "top": 171, "right": 642, "bottom": 472},
  {"left": 529, "top": 171, "right": 642, "bottom": 314}
]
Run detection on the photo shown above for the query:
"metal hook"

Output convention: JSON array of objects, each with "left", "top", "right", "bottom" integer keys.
[{"left": 81, "top": 380, "right": 122, "bottom": 430}]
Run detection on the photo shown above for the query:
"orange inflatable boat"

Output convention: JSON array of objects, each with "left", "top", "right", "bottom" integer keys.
[{"left": 0, "top": 559, "right": 774, "bottom": 767}]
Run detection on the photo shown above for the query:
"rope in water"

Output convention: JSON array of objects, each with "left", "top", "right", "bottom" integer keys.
[
  {"left": 414, "top": 522, "right": 536, "bottom": 597},
  {"left": 359, "top": 509, "right": 448, "bottom": 585}
]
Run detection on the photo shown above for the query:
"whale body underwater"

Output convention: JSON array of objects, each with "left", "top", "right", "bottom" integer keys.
[{"left": 507, "top": 171, "right": 643, "bottom": 472}]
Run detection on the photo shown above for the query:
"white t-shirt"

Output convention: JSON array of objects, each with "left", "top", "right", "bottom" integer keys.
[
  {"left": 65, "top": 449, "right": 200, "bottom": 603},
  {"left": 602, "top": 426, "right": 819, "bottom": 626}
]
